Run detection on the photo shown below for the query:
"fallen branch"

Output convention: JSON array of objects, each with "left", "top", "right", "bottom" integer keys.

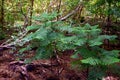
[
  {"left": 59, "top": 4, "right": 83, "bottom": 21},
  {"left": 26, "top": 63, "right": 60, "bottom": 69},
  {"left": 0, "top": 29, "right": 28, "bottom": 51}
]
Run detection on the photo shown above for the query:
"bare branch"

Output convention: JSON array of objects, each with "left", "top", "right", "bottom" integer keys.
[{"left": 59, "top": 4, "right": 83, "bottom": 21}]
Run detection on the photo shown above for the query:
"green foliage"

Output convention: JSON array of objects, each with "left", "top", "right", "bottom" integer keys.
[
  {"left": 22, "top": 12, "right": 67, "bottom": 59},
  {"left": 70, "top": 23, "right": 120, "bottom": 79},
  {"left": 70, "top": 23, "right": 119, "bottom": 66},
  {"left": 65, "top": 0, "right": 80, "bottom": 10},
  {"left": 85, "top": 0, "right": 120, "bottom": 19},
  {"left": 20, "top": 12, "right": 120, "bottom": 79},
  {"left": 0, "top": 0, "right": 120, "bottom": 79},
  {"left": 33, "top": 12, "right": 58, "bottom": 22},
  {"left": 88, "top": 67, "right": 106, "bottom": 80}
]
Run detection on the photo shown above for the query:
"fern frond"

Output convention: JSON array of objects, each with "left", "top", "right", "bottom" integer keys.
[
  {"left": 56, "top": 25, "right": 73, "bottom": 33},
  {"left": 27, "top": 25, "right": 41, "bottom": 31},
  {"left": 33, "top": 11, "right": 58, "bottom": 22},
  {"left": 81, "top": 57, "right": 101, "bottom": 65},
  {"left": 75, "top": 47, "right": 96, "bottom": 58},
  {"left": 101, "top": 56, "right": 120, "bottom": 65},
  {"left": 35, "top": 47, "right": 53, "bottom": 59},
  {"left": 88, "top": 67, "right": 106, "bottom": 80},
  {"left": 34, "top": 27, "right": 48, "bottom": 40}
]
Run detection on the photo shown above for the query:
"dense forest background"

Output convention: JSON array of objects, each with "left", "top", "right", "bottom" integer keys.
[
  {"left": 0, "top": 0, "right": 120, "bottom": 80},
  {"left": 0, "top": 0, "right": 120, "bottom": 37}
]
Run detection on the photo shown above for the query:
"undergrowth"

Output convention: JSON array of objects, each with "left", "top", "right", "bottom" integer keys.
[{"left": 16, "top": 12, "right": 120, "bottom": 79}]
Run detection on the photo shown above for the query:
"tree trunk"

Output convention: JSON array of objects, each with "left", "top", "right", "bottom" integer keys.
[
  {"left": 107, "top": 3, "right": 111, "bottom": 28},
  {"left": 29, "top": 0, "right": 34, "bottom": 25},
  {"left": 57, "top": 0, "right": 61, "bottom": 21},
  {"left": 106, "top": 3, "right": 111, "bottom": 49},
  {"left": 0, "top": 0, "right": 4, "bottom": 28}
]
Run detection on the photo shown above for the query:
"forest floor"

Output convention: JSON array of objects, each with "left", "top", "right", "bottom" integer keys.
[
  {"left": 0, "top": 38, "right": 120, "bottom": 80},
  {"left": 0, "top": 49, "right": 85, "bottom": 80},
  {"left": 0, "top": 48, "right": 119, "bottom": 80}
]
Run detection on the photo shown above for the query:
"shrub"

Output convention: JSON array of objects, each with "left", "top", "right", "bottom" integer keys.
[{"left": 20, "top": 12, "right": 120, "bottom": 79}]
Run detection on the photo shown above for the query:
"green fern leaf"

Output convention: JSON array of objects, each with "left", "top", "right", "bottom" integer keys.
[
  {"left": 60, "top": 36, "right": 76, "bottom": 43},
  {"left": 76, "top": 47, "right": 96, "bottom": 58},
  {"left": 23, "top": 32, "right": 35, "bottom": 41},
  {"left": 101, "top": 56, "right": 120, "bottom": 65},
  {"left": 73, "top": 38, "right": 86, "bottom": 46},
  {"left": 57, "top": 25, "right": 73, "bottom": 33},
  {"left": 35, "top": 47, "right": 53, "bottom": 59},
  {"left": 71, "top": 53, "right": 79, "bottom": 59},
  {"left": 34, "top": 27, "right": 48, "bottom": 40},
  {"left": 89, "top": 40, "right": 103, "bottom": 46},
  {"left": 27, "top": 25, "right": 41, "bottom": 31},
  {"left": 81, "top": 57, "right": 101, "bottom": 65}
]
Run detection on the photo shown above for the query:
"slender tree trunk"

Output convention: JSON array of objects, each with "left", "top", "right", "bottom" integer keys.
[
  {"left": 29, "top": 0, "right": 34, "bottom": 25},
  {"left": 107, "top": 3, "right": 111, "bottom": 28},
  {"left": 57, "top": 0, "right": 61, "bottom": 21},
  {"left": 106, "top": 3, "right": 111, "bottom": 49},
  {"left": 0, "top": 0, "right": 4, "bottom": 28},
  {"left": 107, "top": 14, "right": 110, "bottom": 28}
]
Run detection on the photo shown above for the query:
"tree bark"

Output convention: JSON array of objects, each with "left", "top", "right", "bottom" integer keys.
[
  {"left": 57, "top": 0, "right": 62, "bottom": 21},
  {"left": 0, "top": 0, "right": 4, "bottom": 28},
  {"left": 29, "top": 0, "right": 34, "bottom": 25}
]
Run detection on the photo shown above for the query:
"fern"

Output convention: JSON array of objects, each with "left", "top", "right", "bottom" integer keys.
[
  {"left": 22, "top": 12, "right": 73, "bottom": 59},
  {"left": 88, "top": 67, "right": 106, "bottom": 80},
  {"left": 81, "top": 57, "right": 101, "bottom": 65},
  {"left": 27, "top": 24, "right": 41, "bottom": 31},
  {"left": 22, "top": 12, "right": 120, "bottom": 64},
  {"left": 33, "top": 11, "right": 57, "bottom": 22},
  {"left": 18, "top": 12, "right": 120, "bottom": 79}
]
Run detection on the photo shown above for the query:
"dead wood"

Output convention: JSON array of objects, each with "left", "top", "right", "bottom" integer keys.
[{"left": 59, "top": 4, "right": 83, "bottom": 21}]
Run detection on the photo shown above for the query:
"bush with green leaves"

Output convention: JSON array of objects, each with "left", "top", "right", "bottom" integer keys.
[
  {"left": 21, "top": 12, "right": 72, "bottom": 59},
  {"left": 20, "top": 12, "right": 120, "bottom": 79},
  {"left": 69, "top": 24, "right": 120, "bottom": 79},
  {"left": 85, "top": 0, "right": 120, "bottom": 19}
]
